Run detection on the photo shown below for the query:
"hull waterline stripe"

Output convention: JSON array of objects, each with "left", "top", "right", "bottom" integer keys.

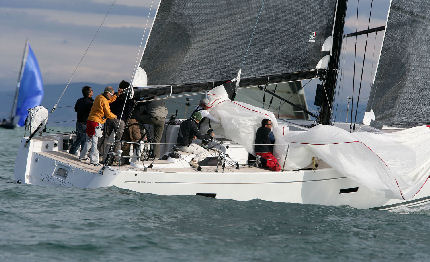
[{"left": 122, "top": 176, "right": 348, "bottom": 185}]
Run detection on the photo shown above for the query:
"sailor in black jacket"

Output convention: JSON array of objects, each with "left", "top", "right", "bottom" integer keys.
[
  {"left": 254, "top": 119, "right": 281, "bottom": 171},
  {"left": 69, "top": 86, "right": 94, "bottom": 155},
  {"left": 176, "top": 112, "right": 211, "bottom": 166}
]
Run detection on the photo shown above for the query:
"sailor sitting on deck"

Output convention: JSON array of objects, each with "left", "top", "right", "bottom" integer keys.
[
  {"left": 200, "top": 128, "right": 226, "bottom": 153},
  {"left": 176, "top": 111, "right": 212, "bottom": 167},
  {"left": 254, "top": 119, "right": 281, "bottom": 172}
]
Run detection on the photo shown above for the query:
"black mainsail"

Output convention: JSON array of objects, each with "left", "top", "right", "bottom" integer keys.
[
  {"left": 136, "top": 0, "right": 338, "bottom": 96},
  {"left": 367, "top": 0, "right": 430, "bottom": 127}
]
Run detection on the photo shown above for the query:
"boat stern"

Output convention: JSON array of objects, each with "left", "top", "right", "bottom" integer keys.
[{"left": 14, "top": 136, "right": 60, "bottom": 184}]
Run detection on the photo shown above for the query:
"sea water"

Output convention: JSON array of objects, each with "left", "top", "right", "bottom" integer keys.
[{"left": 1, "top": 127, "right": 430, "bottom": 262}]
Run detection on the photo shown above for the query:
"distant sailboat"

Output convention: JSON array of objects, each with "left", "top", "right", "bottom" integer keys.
[{"left": 0, "top": 41, "right": 43, "bottom": 129}]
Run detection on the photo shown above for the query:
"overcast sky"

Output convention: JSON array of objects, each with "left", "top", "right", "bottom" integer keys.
[
  {"left": 0, "top": 0, "right": 390, "bottom": 110},
  {"left": 0, "top": 0, "right": 160, "bottom": 91}
]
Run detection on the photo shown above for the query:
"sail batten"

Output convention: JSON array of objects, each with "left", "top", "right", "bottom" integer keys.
[
  {"left": 345, "top": 26, "right": 385, "bottom": 38},
  {"left": 139, "top": 0, "right": 338, "bottom": 87},
  {"left": 368, "top": 0, "right": 430, "bottom": 127}
]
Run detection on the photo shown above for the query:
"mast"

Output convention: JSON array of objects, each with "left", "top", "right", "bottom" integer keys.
[
  {"left": 9, "top": 40, "right": 28, "bottom": 122},
  {"left": 318, "top": 0, "right": 348, "bottom": 125}
]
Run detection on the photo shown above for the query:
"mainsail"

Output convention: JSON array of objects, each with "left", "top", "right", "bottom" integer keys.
[
  {"left": 368, "top": 0, "right": 430, "bottom": 127},
  {"left": 139, "top": 0, "right": 337, "bottom": 88}
]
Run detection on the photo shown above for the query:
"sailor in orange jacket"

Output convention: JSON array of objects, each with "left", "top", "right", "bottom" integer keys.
[{"left": 80, "top": 86, "right": 122, "bottom": 165}]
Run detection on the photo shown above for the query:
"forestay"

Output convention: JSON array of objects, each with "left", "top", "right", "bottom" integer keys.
[
  {"left": 140, "top": 0, "right": 337, "bottom": 86},
  {"left": 368, "top": 0, "right": 430, "bottom": 127}
]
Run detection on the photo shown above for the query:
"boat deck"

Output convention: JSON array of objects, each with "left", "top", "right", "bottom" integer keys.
[
  {"left": 36, "top": 150, "right": 302, "bottom": 174},
  {"left": 37, "top": 151, "right": 103, "bottom": 173}
]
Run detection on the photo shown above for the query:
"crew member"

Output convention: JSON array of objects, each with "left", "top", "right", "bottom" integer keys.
[
  {"left": 80, "top": 86, "right": 121, "bottom": 165},
  {"left": 69, "top": 86, "right": 93, "bottom": 155},
  {"left": 134, "top": 98, "right": 168, "bottom": 159},
  {"left": 201, "top": 128, "right": 226, "bottom": 153},
  {"left": 102, "top": 80, "right": 134, "bottom": 164},
  {"left": 192, "top": 98, "right": 219, "bottom": 123},
  {"left": 176, "top": 111, "right": 211, "bottom": 167},
  {"left": 254, "top": 119, "right": 281, "bottom": 171}
]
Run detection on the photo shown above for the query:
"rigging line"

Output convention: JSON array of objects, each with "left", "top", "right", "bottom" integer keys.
[
  {"left": 240, "top": 0, "right": 266, "bottom": 70},
  {"left": 269, "top": 80, "right": 311, "bottom": 117},
  {"left": 51, "top": 0, "right": 117, "bottom": 114},
  {"left": 349, "top": 0, "right": 360, "bottom": 132},
  {"left": 282, "top": 144, "right": 290, "bottom": 171},
  {"left": 277, "top": 100, "right": 284, "bottom": 118},
  {"left": 268, "top": 84, "right": 278, "bottom": 109},
  {"left": 119, "top": 0, "right": 156, "bottom": 123},
  {"left": 278, "top": 79, "right": 312, "bottom": 119},
  {"left": 353, "top": 0, "right": 374, "bottom": 131},
  {"left": 332, "top": 38, "right": 348, "bottom": 123},
  {"left": 262, "top": 85, "right": 266, "bottom": 108},
  {"left": 105, "top": 0, "right": 157, "bottom": 166},
  {"left": 276, "top": 97, "right": 290, "bottom": 119},
  {"left": 297, "top": 79, "right": 311, "bottom": 120},
  {"left": 368, "top": 30, "right": 380, "bottom": 109},
  {"left": 259, "top": 86, "right": 318, "bottom": 118},
  {"left": 129, "top": 0, "right": 156, "bottom": 84},
  {"left": 321, "top": 80, "right": 333, "bottom": 119},
  {"left": 301, "top": 79, "right": 313, "bottom": 89}
]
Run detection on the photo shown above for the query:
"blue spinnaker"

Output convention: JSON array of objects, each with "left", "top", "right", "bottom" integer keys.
[{"left": 15, "top": 44, "right": 44, "bottom": 126}]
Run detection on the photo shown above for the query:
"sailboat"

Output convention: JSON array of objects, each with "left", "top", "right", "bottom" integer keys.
[
  {"left": 13, "top": 0, "right": 430, "bottom": 210},
  {"left": 0, "top": 41, "right": 44, "bottom": 129}
]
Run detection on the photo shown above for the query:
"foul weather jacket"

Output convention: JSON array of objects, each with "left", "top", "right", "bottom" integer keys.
[
  {"left": 87, "top": 94, "right": 117, "bottom": 124},
  {"left": 177, "top": 119, "right": 204, "bottom": 147}
]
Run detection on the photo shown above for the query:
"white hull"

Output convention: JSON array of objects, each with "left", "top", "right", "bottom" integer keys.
[{"left": 14, "top": 134, "right": 430, "bottom": 210}]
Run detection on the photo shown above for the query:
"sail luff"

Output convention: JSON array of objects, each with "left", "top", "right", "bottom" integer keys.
[
  {"left": 9, "top": 40, "right": 29, "bottom": 123},
  {"left": 367, "top": 0, "right": 392, "bottom": 109},
  {"left": 132, "top": 0, "right": 162, "bottom": 84}
]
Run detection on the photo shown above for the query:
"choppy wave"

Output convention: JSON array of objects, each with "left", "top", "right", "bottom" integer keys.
[{"left": 1, "top": 128, "right": 430, "bottom": 261}]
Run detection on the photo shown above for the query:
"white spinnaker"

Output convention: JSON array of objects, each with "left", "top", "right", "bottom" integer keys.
[
  {"left": 275, "top": 124, "right": 430, "bottom": 200},
  {"left": 206, "top": 85, "right": 278, "bottom": 155},
  {"left": 203, "top": 85, "right": 430, "bottom": 200}
]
